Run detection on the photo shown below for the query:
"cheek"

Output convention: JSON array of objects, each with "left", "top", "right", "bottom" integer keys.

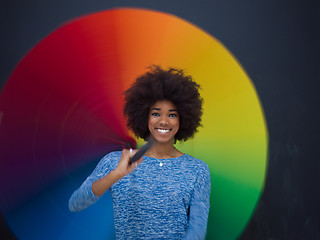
[
  {"left": 173, "top": 119, "right": 180, "bottom": 131},
  {"left": 148, "top": 117, "right": 154, "bottom": 130},
  {"left": 148, "top": 120, "right": 151, "bottom": 131}
]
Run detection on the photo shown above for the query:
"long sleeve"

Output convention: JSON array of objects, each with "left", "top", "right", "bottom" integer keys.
[
  {"left": 68, "top": 153, "right": 115, "bottom": 212},
  {"left": 183, "top": 164, "right": 211, "bottom": 240}
]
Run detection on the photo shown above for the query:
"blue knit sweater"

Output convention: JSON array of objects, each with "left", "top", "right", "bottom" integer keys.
[{"left": 69, "top": 151, "right": 211, "bottom": 240}]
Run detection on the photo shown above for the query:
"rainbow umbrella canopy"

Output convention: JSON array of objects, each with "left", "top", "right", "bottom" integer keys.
[{"left": 0, "top": 8, "right": 268, "bottom": 240}]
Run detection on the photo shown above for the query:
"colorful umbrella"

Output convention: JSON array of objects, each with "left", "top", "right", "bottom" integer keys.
[{"left": 0, "top": 8, "right": 268, "bottom": 239}]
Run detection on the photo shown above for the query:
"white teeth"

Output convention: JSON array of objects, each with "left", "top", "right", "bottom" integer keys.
[{"left": 157, "top": 129, "right": 169, "bottom": 133}]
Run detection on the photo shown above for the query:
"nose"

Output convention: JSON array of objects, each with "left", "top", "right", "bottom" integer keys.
[{"left": 159, "top": 115, "right": 169, "bottom": 125}]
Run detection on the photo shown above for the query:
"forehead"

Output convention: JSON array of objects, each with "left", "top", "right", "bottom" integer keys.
[{"left": 150, "top": 100, "right": 177, "bottom": 110}]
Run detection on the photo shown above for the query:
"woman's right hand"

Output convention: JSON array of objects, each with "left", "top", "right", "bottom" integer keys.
[
  {"left": 114, "top": 148, "right": 143, "bottom": 178},
  {"left": 92, "top": 149, "right": 142, "bottom": 196}
]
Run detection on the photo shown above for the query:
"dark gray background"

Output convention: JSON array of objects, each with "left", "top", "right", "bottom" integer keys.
[{"left": 1, "top": 0, "right": 319, "bottom": 239}]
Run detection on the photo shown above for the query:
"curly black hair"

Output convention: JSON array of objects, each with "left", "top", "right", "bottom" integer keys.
[{"left": 123, "top": 65, "right": 203, "bottom": 142}]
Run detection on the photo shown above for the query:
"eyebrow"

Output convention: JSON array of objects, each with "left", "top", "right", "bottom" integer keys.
[{"left": 151, "top": 108, "right": 177, "bottom": 112}]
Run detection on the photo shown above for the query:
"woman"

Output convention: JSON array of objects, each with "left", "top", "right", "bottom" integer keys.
[{"left": 69, "top": 66, "right": 211, "bottom": 240}]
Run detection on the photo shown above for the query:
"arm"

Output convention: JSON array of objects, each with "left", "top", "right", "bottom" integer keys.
[
  {"left": 183, "top": 164, "right": 211, "bottom": 240},
  {"left": 68, "top": 149, "right": 142, "bottom": 212}
]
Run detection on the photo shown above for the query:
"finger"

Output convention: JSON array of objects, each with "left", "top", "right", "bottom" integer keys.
[
  {"left": 120, "top": 149, "right": 132, "bottom": 164},
  {"left": 123, "top": 148, "right": 134, "bottom": 157}
]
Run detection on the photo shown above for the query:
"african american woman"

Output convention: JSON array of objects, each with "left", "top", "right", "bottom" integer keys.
[{"left": 69, "top": 66, "right": 211, "bottom": 240}]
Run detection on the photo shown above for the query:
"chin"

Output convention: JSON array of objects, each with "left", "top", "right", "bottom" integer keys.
[{"left": 152, "top": 136, "right": 174, "bottom": 144}]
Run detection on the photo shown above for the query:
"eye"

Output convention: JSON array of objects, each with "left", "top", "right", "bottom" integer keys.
[
  {"left": 151, "top": 112, "right": 160, "bottom": 117},
  {"left": 169, "top": 113, "right": 177, "bottom": 118}
]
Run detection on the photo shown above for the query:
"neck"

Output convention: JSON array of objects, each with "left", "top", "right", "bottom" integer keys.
[{"left": 147, "top": 141, "right": 175, "bottom": 158}]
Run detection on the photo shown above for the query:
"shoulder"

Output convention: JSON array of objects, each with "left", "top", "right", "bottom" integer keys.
[
  {"left": 179, "top": 154, "right": 211, "bottom": 176},
  {"left": 103, "top": 150, "right": 122, "bottom": 159},
  {"left": 180, "top": 154, "right": 209, "bottom": 169},
  {"left": 91, "top": 150, "right": 122, "bottom": 176},
  {"left": 96, "top": 150, "right": 122, "bottom": 167}
]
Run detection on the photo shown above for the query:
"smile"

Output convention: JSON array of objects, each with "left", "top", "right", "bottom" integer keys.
[{"left": 156, "top": 128, "right": 171, "bottom": 133}]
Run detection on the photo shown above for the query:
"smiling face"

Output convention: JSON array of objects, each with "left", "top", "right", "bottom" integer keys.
[{"left": 148, "top": 100, "right": 180, "bottom": 145}]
